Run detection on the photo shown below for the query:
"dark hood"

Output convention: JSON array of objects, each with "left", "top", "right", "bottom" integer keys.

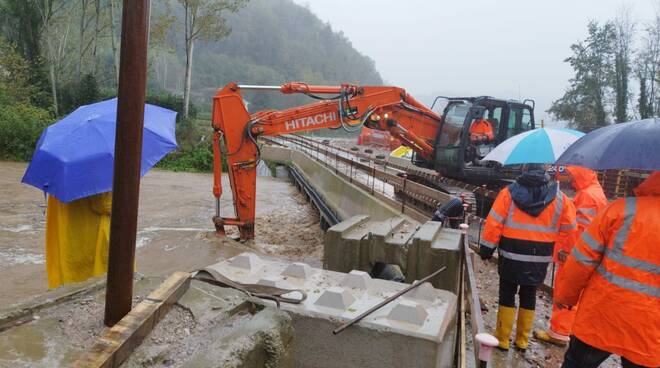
[{"left": 508, "top": 170, "right": 557, "bottom": 217}]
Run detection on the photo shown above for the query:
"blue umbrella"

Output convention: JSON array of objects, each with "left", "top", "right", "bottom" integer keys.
[
  {"left": 556, "top": 118, "right": 660, "bottom": 170},
  {"left": 22, "top": 98, "right": 177, "bottom": 203},
  {"left": 483, "top": 127, "right": 585, "bottom": 165}
]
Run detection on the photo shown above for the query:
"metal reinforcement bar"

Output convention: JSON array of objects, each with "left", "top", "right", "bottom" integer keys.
[{"left": 288, "top": 165, "right": 341, "bottom": 228}]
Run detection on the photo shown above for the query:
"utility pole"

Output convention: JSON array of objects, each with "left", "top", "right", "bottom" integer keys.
[{"left": 104, "top": 0, "right": 151, "bottom": 327}]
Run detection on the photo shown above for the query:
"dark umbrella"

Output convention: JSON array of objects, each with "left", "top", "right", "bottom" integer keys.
[
  {"left": 556, "top": 118, "right": 660, "bottom": 170},
  {"left": 21, "top": 98, "right": 177, "bottom": 203}
]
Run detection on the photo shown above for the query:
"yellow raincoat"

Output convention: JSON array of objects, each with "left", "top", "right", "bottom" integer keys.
[{"left": 45, "top": 192, "right": 112, "bottom": 288}]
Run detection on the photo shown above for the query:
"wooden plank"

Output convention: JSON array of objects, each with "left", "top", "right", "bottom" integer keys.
[{"left": 74, "top": 272, "right": 191, "bottom": 368}]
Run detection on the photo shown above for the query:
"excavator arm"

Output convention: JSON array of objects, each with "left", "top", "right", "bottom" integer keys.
[{"left": 211, "top": 81, "right": 442, "bottom": 240}]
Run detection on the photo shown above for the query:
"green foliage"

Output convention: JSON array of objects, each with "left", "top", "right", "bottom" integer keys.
[
  {"left": 146, "top": 91, "right": 198, "bottom": 121},
  {"left": 638, "top": 76, "right": 653, "bottom": 119},
  {"left": 0, "top": 1, "right": 52, "bottom": 108},
  {"left": 58, "top": 73, "right": 102, "bottom": 114},
  {"left": 0, "top": 35, "right": 35, "bottom": 105},
  {"left": 156, "top": 135, "right": 221, "bottom": 172},
  {"left": 78, "top": 73, "right": 100, "bottom": 105},
  {"left": 0, "top": 103, "right": 53, "bottom": 161}
]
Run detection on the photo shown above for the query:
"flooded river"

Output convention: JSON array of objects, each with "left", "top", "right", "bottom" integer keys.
[{"left": 0, "top": 161, "right": 323, "bottom": 307}]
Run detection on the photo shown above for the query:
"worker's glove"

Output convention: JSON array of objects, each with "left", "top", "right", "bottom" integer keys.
[{"left": 557, "top": 250, "right": 569, "bottom": 263}]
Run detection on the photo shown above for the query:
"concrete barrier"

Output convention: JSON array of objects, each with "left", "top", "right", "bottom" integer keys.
[
  {"left": 325, "top": 216, "right": 462, "bottom": 294},
  {"left": 206, "top": 253, "right": 457, "bottom": 368},
  {"left": 262, "top": 145, "right": 410, "bottom": 222},
  {"left": 262, "top": 144, "right": 461, "bottom": 295}
]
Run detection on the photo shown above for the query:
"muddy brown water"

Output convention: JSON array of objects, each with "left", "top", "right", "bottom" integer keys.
[{"left": 0, "top": 161, "right": 323, "bottom": 307}]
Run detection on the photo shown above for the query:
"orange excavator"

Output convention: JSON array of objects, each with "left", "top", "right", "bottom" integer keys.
[{"left": 211, "top": 82, "right": 535, "bottom": 240}]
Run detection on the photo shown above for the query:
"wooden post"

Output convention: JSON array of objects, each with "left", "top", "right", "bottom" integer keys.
[
  {"left": 104, "top": 0, "right": 151, "bottom": 327},
  {"left": 76, "top": 272, "right": 191, "bottom": 367}
]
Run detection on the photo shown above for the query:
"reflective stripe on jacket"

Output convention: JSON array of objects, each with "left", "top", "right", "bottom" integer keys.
[
  {"left": 555, "top": 172, "right": 660, "bottom": 367},
  {"left": 480, "top": 185, "right": 577, "bottom": 285}
]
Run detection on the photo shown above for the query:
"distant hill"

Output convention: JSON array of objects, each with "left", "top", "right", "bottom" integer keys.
[{"left": 152, "top": 0, "right": 383, "bottom": 113}]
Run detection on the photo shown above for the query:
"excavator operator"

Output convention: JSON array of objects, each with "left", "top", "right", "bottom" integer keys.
[{"left": 470, "top": 117, "right": 495, "bottom": 143}]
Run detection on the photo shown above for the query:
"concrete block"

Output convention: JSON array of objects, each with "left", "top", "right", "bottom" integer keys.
[
  {"left": 387, "top": 300, "right": 429, "bottom": 326},
  {"left": 324, "top": 215, "right": 370, "bottom": 272},
  {"left": 258, "top": 276, "right": 281, "bottom": 287},
  {"left": 325, "top": 216, "right": 460, "bottom": 294},
  {"left": 207, "top": 253, "right": 457, "bottom": 368},
  {"left": 314, "top": 287, "right": 356, "bottom": 310},
  {"left": 407, "top": 222, "right": 461, "bottom": 294},
  {"left": 405, "top": 281, "right": 436, "bottom": 302},
  {"left": 282, "top": 262, "right": 313, "bottom": 279},
  {"left": 340, "top": 270, "right": 371, "bottom": 290},
  {"left": 229, "top": 252, "right": 262, "bottom": 272}
]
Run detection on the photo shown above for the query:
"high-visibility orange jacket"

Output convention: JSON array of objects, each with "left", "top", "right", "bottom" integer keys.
[
  {"left": 479, "top": 171, "right": 577, "bottom": 285},
  {"left": 470, "top": 119, "right": 495, "bottom": 141},
  {"left": 554, "top": 166, "right": 608, "bottom": 262},
  {"left": 555, "top": 172, "right": 660, "bottom": 367},
  {"left": 548, "top": 166, "right": 608, "bottom": 337}
]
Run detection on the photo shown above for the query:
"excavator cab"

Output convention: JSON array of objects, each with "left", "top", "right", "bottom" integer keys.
[{"left": 414, "top": 96, "right": 535, "bottom": 184}]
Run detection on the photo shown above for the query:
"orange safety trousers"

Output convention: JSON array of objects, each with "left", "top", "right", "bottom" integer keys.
[{"left": 549, "top": 262, "right": 576, "bottom": 338}]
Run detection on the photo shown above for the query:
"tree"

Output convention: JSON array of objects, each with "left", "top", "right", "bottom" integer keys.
[
  {"left": 635, "top": 8, "right": 660, "bottom": 118},
  {"left": 174, "top": 0, "right": 247, "bottom": 118},
  {"left": 0, "top": 36, "right": 34, "bottom": 105},
  {"left": 39, "top": 0, "right": 71, "bottom": 115},
  {"left": 0, "top": 0, "right": 52, "bottom": 108},
  {"left": 549, "top": 21, "right": 615, "bottom": 131},
  {"left": 612, "top": 8, "right": 635, "bottom": 123}
]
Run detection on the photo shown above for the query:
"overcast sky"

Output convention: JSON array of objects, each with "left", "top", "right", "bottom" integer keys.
[{"left": 292, "top": 0, "right": 658, "bottom": 123}]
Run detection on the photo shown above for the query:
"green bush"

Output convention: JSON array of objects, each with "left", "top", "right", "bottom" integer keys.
[
  {"left": 157, "top": 138, "right": 218, "bottom": 172},
  {"left": 146, "top": 92, "right": 197, "bottom": 122},
  {"left": 0, "top": 103, "right": 53, "bottom": 161},
  {"left": 58, "top": 73, "right": 101, "bottom": 114}
]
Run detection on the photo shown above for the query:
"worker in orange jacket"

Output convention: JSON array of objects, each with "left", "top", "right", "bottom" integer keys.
[
  {"left": 555, "top": 171, "right": 660, "bottom": 368},
  {"left": 479, "top": 164, "right": 577, "bottom": 351},
  {"left": 534, "top": 166, "right": 608, "bottom": 346},
  {"left": 470, "top": 118, "right": 495, "bottom": 142}
]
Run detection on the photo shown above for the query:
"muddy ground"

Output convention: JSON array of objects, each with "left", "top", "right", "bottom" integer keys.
[{"left": 0, "top": 161, "right": 324, "bottom": 307}]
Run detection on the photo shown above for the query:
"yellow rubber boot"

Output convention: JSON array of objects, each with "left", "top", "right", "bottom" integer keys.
[
  {"left": 515, "top": 308, "right": 536, "bottom": 351},
  {"left": 494, "top": 305, "right": 516, "bottom": 350},
  {"left": 533, "top": 329, "right": 569, "bottom": 347}
]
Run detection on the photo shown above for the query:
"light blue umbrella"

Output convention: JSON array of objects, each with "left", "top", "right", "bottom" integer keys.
[
  {"left": 483, "top": 127, "right": 585, "bottom": 166},
  {"left": 21, "top": 98, "right": 177, "bottom": 203}
]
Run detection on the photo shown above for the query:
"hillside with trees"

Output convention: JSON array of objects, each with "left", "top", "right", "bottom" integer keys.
[{"left": 0, "top": 0, "right": 382, "bottom": 170}]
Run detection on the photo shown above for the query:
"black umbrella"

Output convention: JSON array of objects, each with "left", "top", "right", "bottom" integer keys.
[{"left": 556, "top": 118, "right": 660, "bottom": 170}]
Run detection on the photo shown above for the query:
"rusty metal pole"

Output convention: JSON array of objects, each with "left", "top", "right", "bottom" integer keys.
[{"left": 104, "top": 0, "right": 151, "bottom": 327}]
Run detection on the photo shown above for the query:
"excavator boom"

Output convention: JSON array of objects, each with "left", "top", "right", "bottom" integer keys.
[{"left": 211, "top": 81, "right": 442, "bottom": 240}]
